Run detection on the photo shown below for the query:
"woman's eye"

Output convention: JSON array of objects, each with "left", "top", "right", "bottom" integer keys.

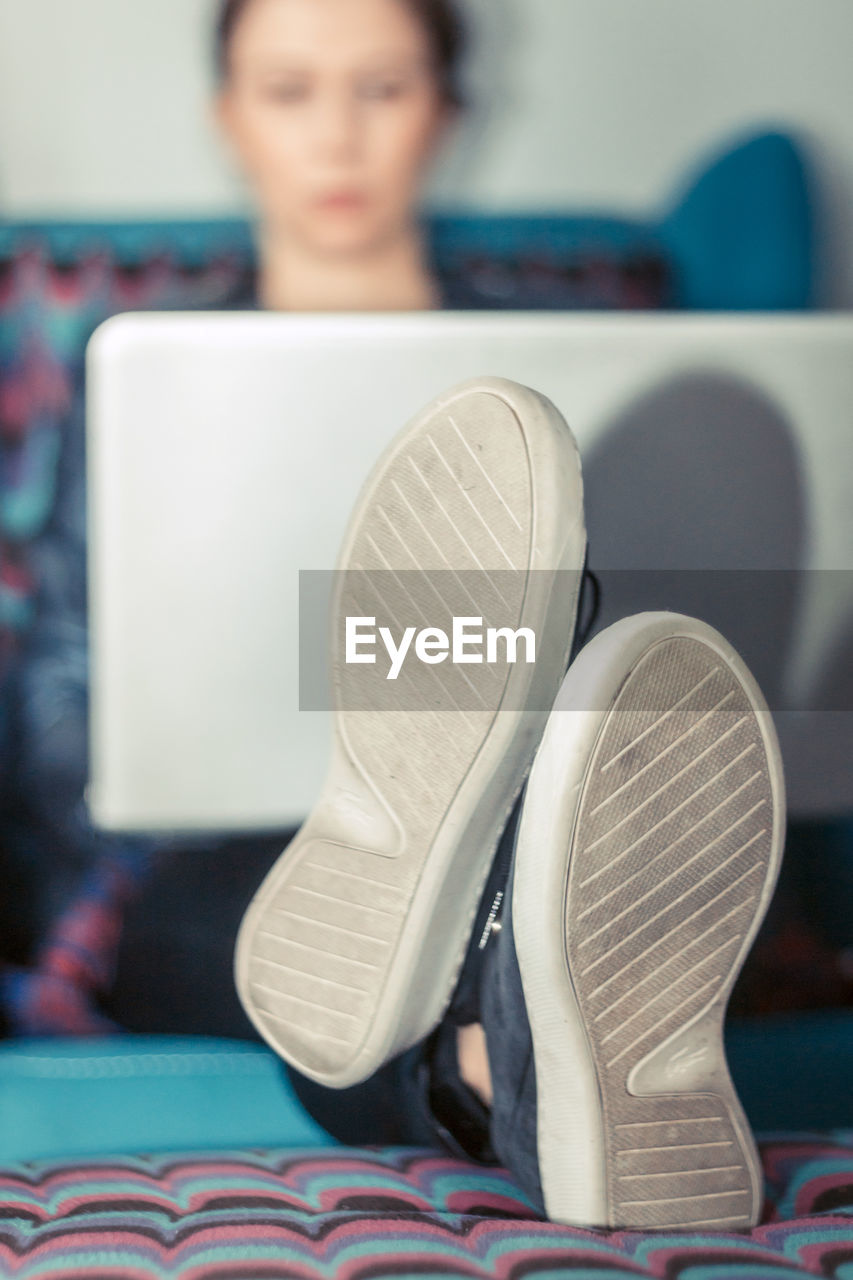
[
  {"left": 265, "top": 82, "right": 310, "bottom": 104},
  {"left": 359, "top": 80, "right": 407, "bottom": 102}
]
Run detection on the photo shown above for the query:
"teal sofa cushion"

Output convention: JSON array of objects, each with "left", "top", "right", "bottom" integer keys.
[
  {"left": 1, "top": 1017, "right": 852, "bottom": 1165},
  {"left": 0, "top": 1036, "right": 334, "bottom": 1163}
]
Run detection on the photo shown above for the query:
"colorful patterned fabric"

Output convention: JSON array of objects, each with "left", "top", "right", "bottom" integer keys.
[
  {"left": 0, "top": 240, "right": 249, "bottom": 666},
  {"left": 0, "top": 1138, "right": 851, "bottom": 1278},
  {"left": 0, "top": 235, "right": 252, "bottom": 1036},
  {"left": 1, "top": 845, "right": 152, "bottom": 1036}
]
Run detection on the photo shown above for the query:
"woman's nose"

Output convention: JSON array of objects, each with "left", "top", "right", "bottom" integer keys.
[{"left": 312, "top": 90, "right": 362, "bottom": 161}]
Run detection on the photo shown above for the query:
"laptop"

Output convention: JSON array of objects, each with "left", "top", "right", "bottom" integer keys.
[{"left": 86, "top": 311, "right": 853, "bottom": 828}]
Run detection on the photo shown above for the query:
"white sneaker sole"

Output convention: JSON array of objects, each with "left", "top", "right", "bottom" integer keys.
[
  {"left": 235, "top": 377, "right": 586, "bottom": 1088},
  {"left": 513, "top": 612, "right": 785, "bottom": 1230}
]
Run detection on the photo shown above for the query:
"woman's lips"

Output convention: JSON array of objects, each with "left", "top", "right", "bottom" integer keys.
[{"left": 314, "top": 190, "right": 369, "bottom": 212}]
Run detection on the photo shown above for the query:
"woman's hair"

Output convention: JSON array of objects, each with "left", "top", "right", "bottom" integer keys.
[{"left": 215, "top": 0, "right": 467, "bottom": 107}]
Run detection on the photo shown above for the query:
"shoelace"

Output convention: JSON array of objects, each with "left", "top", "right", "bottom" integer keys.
[{"left": 571, "top": 559, "right": 602, "bottom": 665}]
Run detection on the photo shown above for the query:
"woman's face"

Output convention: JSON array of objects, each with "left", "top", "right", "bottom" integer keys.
[{"left": 218, "top": 0, "right": 451, "bottom": 256}]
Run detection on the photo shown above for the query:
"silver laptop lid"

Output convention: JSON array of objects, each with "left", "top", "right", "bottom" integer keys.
[{"left": 87, "top": 311, "right": 853, "bottom": 827}]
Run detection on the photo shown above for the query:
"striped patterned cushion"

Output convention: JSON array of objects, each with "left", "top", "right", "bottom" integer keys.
[{"left": 0, "top": 1138, "right": 851, "bottom": 1278}]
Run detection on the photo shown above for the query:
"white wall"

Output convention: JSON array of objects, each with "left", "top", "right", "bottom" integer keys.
[{"left": 1, "top": 0, "right": 852, "bottom": 303}]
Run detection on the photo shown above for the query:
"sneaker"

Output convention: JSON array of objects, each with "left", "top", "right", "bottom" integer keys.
[
  {"left": 235, "top": 377, "right": 587, "bottom": 1088},
  {"left": 483, "top": 611, "right": 785, "bottom": 1229}
]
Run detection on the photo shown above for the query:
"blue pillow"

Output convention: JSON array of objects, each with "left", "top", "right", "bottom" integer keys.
[{"left": 660, "top": 130, "right": 814, "bottom": 310}]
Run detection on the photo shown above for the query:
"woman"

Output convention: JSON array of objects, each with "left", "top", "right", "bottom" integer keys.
[{"left": 3, "top": 6, "right": 780, "bottom": 1233}]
